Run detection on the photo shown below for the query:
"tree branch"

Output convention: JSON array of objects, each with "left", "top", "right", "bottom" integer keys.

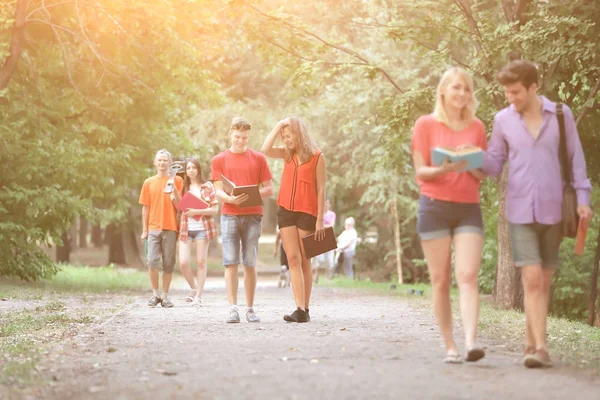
[
  {"left": 0, "top": 0, "right": 27, "bottom": 90},
  {"left": 242, "top": 1, "right": 404, "bottom": 93},
  {"left": 514, "top": 0, "right": 531, "bottom": 28},
  {"left": 575, "top": 76, "right": 600, "bottom": 126},
  {"left": 258, "top": 31, "right": 366, "bottom": 67},
  {"left": 25, "top": 18, "right": 77, "bottom": 36}
]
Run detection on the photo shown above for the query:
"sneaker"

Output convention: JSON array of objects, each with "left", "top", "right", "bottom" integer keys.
[
  {"left": 148, "top": 295, "right": 162, "bottom": 307},
  {"left": 246, "top": 309, "right": 260, "bottom": 323},
  {"left": 161, "top": 298, "right": 174, "bottom": 308},
  {"left": 227, "top": 308, "right": 240, "bottom": 323},
  {"left": 283, "top": 308, "right": 308, "bottom": 323},
  {"left": 524, "top": 349, "right": 553, "bottom": 368}
]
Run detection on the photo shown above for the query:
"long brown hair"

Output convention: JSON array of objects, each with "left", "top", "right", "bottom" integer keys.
[
  {"left": 283, "top": 116, "right": 317, "bottom": 163},
  {"left": 183, "top": 158, "right": 204, "bottom": 194}
]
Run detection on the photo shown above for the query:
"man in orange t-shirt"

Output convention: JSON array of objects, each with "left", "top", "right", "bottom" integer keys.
[
  {"left": 139, "top": 149, "right": 184, "bottom": 308},
  {"left": 211, "top": 117, "right": 273, "bottom": 323}
]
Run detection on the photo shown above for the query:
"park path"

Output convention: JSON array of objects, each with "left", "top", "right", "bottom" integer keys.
[{"left": 22, "top": 279, "right": 600, "bottom": 399}]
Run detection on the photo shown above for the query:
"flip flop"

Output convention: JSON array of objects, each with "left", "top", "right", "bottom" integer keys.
[
  {"left": 183, "top": 296, "right": 194, "bottom": 303},
  {"left": 465, "top": 347, "right": 485, "bottom": 362},
  {"left": 443, "top": 353, "right": 463, "bottom": 364}
]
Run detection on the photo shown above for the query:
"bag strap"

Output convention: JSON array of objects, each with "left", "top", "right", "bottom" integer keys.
[{"left": 556, "top": 103, "right": 573, "bottom": 186}]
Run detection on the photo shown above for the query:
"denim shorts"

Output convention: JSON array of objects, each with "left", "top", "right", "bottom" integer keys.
[
  {"left": 509, "top": 222, "right": 561, "bottom": 268},
  {"left": 221, "top": 214, "right": 263, "bottom": 267},
  {"left": 187, "top": 230, "right": 207, "bottom": 241},
  {"left": 417, "top": 195, "right": 483, "bottom": 240}
]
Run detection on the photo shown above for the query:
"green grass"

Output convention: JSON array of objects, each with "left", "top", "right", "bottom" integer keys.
[
  {"left": 326, "top": 277, "right": 600, "bottom": 373},
  {"left": 0, "top": 265, "right": 149, "bottom": 300},
  {"left": 0, "top": 306, "right": 96, "bottom": 385}
]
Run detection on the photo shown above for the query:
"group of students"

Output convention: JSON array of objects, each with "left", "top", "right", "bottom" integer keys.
[
  {"left": 412, "top": 59, "right": 593, "bottom": 369},
  {"left": 138, "top": 58, "right": 593, "bottom": 369},
  {"left": 139, "top": 116, "right": 328, "bottom": 324}
]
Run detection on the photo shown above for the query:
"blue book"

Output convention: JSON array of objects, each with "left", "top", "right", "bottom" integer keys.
[{"left": 431, "top": 146, "right": 483, "bottom": 171}]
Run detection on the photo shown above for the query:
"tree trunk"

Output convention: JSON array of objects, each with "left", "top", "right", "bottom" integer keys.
[
  {"left": 106, "top": 224, "right": 126, "bottom": 265},
  {"left": 391, "top": 197, "right": 403, "bottom": 284},
  {"left": 79, "top": 217, "right": 88, "bottom": 248},
  {"left": 122, "top": 226, "right": 144, "bottom": 268},
  {"left": 92, "top": 225, "right": 103, "bottom": 248},
  {"left": 494, "top": 167, "right": 524, "bottom": 310},
  {"left": 55, "top": 231, "right": 71, "bottom": 264},
  {"left": 70, "top": 219, "right": 78, "bottom": 250},
  {"left": 587, "top": 223, "right": 600, "bottom": 326},
  {"left": 0, "top": 0, "right": 26, "bottom": 90}
]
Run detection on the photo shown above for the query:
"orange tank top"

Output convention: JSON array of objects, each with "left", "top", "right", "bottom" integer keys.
[{"left": 277, "top": 150, "right": 321, "bottom": 217}]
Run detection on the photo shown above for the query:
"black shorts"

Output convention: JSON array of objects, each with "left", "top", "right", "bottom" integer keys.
[{"left": 277, "top": 206, "right": 317, "bottom": 231}]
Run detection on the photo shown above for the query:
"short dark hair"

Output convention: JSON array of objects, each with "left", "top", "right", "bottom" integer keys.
[
  {"left": 496, "top": 60, "right": 538, "bottom": 89},
  {"left": 230, "top": 117, "right": 251, "bottom": 132}
]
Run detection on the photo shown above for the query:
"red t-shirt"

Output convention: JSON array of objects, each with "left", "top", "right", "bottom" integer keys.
[
  {"left": 411, "top": 114, "right": 487, "bottom": 204},
  {"left": 211, "top": 149, "right": 272, "bottom": 216}
]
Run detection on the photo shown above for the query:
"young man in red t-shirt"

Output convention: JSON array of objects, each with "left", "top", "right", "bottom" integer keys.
[{"left": 211, "top": 117, "right": 273, "bottom": 323}]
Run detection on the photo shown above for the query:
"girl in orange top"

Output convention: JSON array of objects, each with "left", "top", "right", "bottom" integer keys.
[
  {"left": 261, "top": 116, "right": 326, "bottom": 323},
  {"left": 411, "top": 67, "right": 487, "bottom": 364}
]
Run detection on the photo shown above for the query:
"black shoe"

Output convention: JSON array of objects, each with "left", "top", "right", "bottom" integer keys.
[
  {"left": 306, "top": 308, "right": 310, "bottom": 322},
  {"left": 283, "top": 308, "right": 308, "bottom": 323}
]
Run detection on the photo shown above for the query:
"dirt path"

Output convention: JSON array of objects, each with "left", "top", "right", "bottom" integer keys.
[{"left": 14, "top": 278, "right": 600, "bottom": 399}]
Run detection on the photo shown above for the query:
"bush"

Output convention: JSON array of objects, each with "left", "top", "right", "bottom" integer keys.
[{"left": 0, "top": 237, "right": 57, "bottom": 281}]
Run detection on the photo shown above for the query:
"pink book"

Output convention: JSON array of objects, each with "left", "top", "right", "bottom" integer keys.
[{"left": 176, "top": 192, "right": 209, "bottom": 221}]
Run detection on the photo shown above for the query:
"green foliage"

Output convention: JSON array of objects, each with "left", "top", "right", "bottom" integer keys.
[{"left": 0, "top": 0, "right": 225, "bottom": 279}]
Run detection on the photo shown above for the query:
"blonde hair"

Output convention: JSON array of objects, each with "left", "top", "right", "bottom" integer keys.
[
  {"left": 154, "top": 149, "right": 172, "bottom": 163},
  {"left": 283, "top": 116, "right": 317, "bottom": 163},
  {"left": 433, "top": 67, "right": 478, "bottom": 126}
]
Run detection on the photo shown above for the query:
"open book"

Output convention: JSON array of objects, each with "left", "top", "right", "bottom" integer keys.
[
  {"left": 431, "top": 146, "right": 483, "bottom": 171},
  {"left": 221, "top": 174, "right": 263, "bottom": 208},
  {"left": 301, "top": 226, "right": 338, "bottom": 259},
  {"left": 176, "top": 192, "right": 209, "bottom": 221}
]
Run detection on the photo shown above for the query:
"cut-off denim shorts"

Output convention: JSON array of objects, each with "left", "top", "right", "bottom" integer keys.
[
  {"left": 417, "top": 195, "right": 484, "bottom": 240},
  {"left": 187, "top": 229, "right": 207, "bottom": 241}
]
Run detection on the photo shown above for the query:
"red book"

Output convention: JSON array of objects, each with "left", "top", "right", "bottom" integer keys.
[
  {"left": 176, "top": 192, "right": 209, "bottom": 221},
  {"left": 574, "top": 218, "right": 589, "bottom": 256}
]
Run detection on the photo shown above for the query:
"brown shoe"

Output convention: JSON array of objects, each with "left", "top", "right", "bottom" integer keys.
[{"left": 524, "top": 349, "right": 553, "bottom": 368}]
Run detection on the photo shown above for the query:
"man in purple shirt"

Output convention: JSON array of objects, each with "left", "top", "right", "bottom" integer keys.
[{"left": 483, "top": 60, "right": 593, "bottom": 369}]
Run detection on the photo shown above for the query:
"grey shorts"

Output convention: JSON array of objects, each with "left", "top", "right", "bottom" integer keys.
[
  {"left": 147, "top": 230, "right": 177, "bottom": 272},
  {"left": 508, "top": 222, "right": 561, "bottom": 268}
]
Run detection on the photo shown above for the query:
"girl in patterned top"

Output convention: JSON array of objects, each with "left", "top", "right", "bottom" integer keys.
[{"left": 178, "top": 158, "right": 219, "bottom": 306}]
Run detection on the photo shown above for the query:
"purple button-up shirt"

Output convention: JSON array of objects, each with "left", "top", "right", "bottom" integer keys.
[{"left": 482, "top": 96, "right": 592, "bottom": 225}]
